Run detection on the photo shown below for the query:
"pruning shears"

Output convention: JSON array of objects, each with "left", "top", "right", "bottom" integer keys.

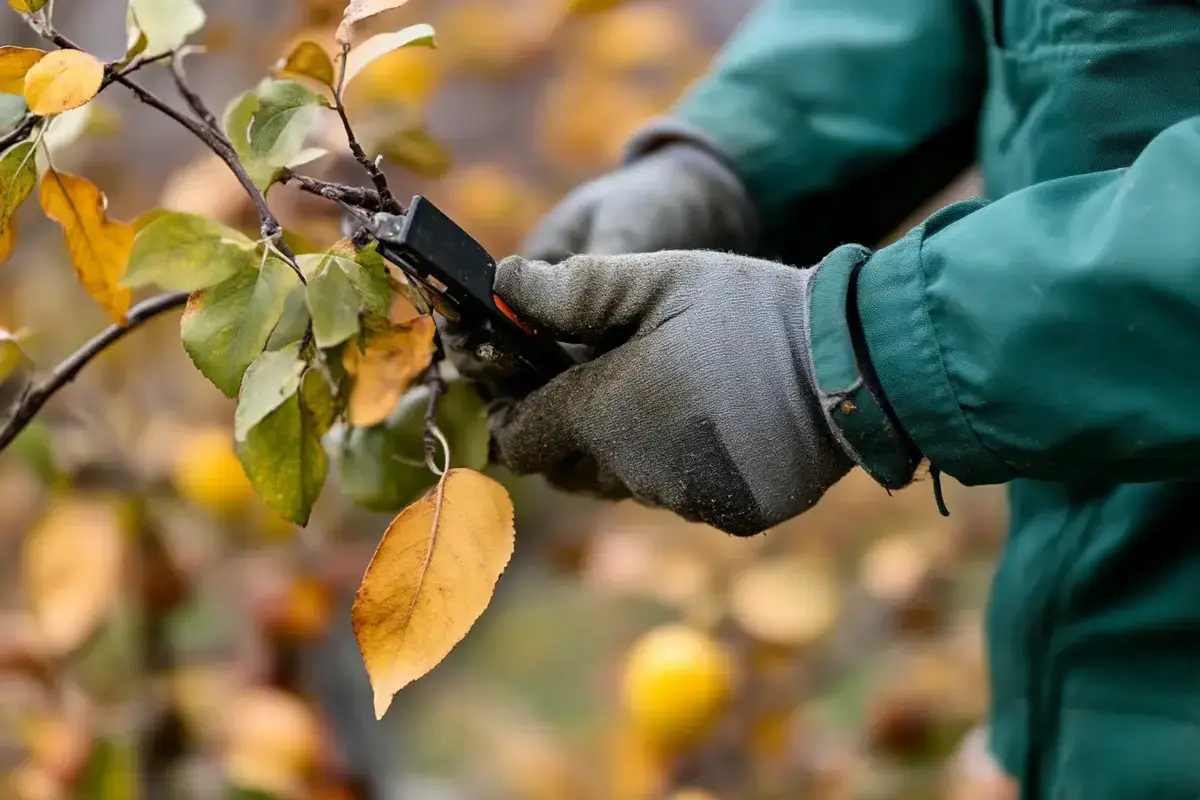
[{"left": 342, "top": 195, "right": 578, "bottom": 391}]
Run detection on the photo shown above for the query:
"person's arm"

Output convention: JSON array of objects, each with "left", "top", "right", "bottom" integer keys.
[
  {"left": 640, "top": 0, "right": 986, "bottom": 264},
  {"left": 813, "top": 115, "right": 1200, "bottom": 486}
]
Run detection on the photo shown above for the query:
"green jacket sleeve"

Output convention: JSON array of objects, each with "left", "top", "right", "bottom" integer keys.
[
  {"left": 828, "top": 115, "right": 1200, "bottom": 485},
  {"left": 662, "top": 0, "right": 986, "bottom": 263}
]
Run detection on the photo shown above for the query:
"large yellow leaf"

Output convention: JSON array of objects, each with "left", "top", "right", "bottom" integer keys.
[
  {"left": 22, "top": 495, "right": 129, "bottom": 655},
  {"left": 39, "top": 171, "right": 134, "bottom": 323},
  {"left": 353, "top": 468, "right": 515, "bottom": 717},
  {"left": 343, "top": 314, "right": 435, "bottom": 427},
  {"left": 336, "top": 0, "right": 412, "bottom": 44},
  {"left": 0, "top": 46, "right": 45, "bottom": 94},
  {"left": 24, "top": 50, "right": 104, "bottom": 115}
]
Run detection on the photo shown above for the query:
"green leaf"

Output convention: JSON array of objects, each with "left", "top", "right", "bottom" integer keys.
[
  {"left": 181, "top": 257, "right": 300, "bottom": 397},
  {"left": 266, "top": 284, "right": 311, "bottom": 350},
  {"left": 124, "top": 212, "right": 257, "bottom": 291},
  {"left": 222, "top": 90, "right": 281, "bottom": 193},
  {"left": 377, "top": 127, "right": 452, "bottom": 179},
  {"left": 342, "top": 24, "right": 436, "bottom": 89},
  {"left": 0, "top": 141, "right": 36, "bottom": 230},
  {"left": 234, "top": 343, "right": 305, "bottom": 441},
  {"left": 236, "top": 384, "right": 329, "bottom": 526},
  {"left": 76, "top": 739, "right": 135, "bottom": 800},
  {"left": 340, "top": 380, "right": 489, "bottom": 511},
  {"left": 249, "top": 79, "right": 327, "bottom": 167},
  {"left": 128, "top": 0, "right": 206, "bottom": 57},
  {"left": 302, "top": 251, "right": 390, "bottom": 349}
]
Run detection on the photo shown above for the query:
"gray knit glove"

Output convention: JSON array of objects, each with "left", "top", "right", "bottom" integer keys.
[
  {"left": 522, "top": 143, "right": 757, "bottom": 261},
  {"left": 489, "top": 251, "right": 854, "bottom": 536}
]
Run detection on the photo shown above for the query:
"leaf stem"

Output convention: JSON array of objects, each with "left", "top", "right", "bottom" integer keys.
[
  {"left": 0, "top": 292, "right": 190, "bottom": 453},
  {"left": 333, "top": 43, "right": 401, "bottom": 214}
]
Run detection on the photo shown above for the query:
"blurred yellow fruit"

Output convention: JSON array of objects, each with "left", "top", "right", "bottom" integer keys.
[
  {"left": 579, "top": 5, "right": 694, "bottom": 73},
  {"left": 223, "top": 686, "right": 322, "bottom": 796},
  {"left": 620, "top": 625, "right": 733, "bottom": 753},
  {"left": 346, "top": 47, "right": 440, "bottom": 111},
  {"left": 172, "top": 427, "right": 256, "bottom": 518},
  {"left": 668, "top": 791, "right": 720, "bottom": 800}
]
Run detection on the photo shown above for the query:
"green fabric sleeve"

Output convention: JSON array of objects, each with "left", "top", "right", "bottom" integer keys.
[
  {"left": 672, "top": 0, "right": 986, "bottom": 263},
  {"left": 855, "top": 115, "right": 1200, "bottom": 485}
]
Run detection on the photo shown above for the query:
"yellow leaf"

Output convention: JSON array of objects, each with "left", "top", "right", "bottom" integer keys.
[
  {"left": 22, "top": 495, "right": 128, "bottom": 655},
  {"left": 353, "top": 468, "right": 515, "bottom": 717},
  {"left": 0, "top": 219, "right": 13, "bottom": 264},
  {"left": 39, "top": 171, "right": 133, "bottom": 323},
  {"left": 728, "top": 556, "right": 841, "bottom": 648},
  {"left": 8, "top": 0, "right": 49, "bottom": 12},
  {"left": 0, "top": 46, "right": 45, "bottom": 94},
  {"left": 343, "top": 314, "right": 435, "bottom": 427},
  {"left": 336, "top": 0, "right": 412, "bottom": 45},
  {"left": 274, "top": 40, "right": 335, "bottom": 87},
  {"left": 23, "top": 50, "right": 105, "bottom": 116},
  {"left": 222, "top": 686, "right": 322, "bottom": 798}
]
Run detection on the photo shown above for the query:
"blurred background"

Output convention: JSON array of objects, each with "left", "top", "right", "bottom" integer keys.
[{"left": 0, "top": 1, "right": 1005, "bottom": 798}]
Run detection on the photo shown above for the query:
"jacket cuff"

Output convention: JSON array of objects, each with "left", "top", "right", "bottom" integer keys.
[
  {"left": 854, "top": 201, "right": 1017, "bottom": 485},
  {"left": 806, "top": 244, "right": 920, "bottom": 489}
]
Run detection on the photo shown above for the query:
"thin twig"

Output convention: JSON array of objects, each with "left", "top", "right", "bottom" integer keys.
[
  {"left": 0, "top": 292, "right": 190, "bottom": 453},
  {"left": 334, "top": 43, "right": 401, "bottom": 214},
  {"left": 280, "top": 170, "right": 382, "bottom": 211},
  {"left": 169, "top": 53, "right": 222, "bottom": 133},
  {"left": 423, "top": 363, "right": 446, "bottom": 471}
]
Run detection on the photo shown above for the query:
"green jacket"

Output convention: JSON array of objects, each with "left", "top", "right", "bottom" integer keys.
[{"left": 671, "top": 1, "right": 1200, "bottom": 796}]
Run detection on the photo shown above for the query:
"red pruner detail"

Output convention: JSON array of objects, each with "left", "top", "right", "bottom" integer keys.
[{"left": 493, "top": 294, "right": 536, "bottom": 335}]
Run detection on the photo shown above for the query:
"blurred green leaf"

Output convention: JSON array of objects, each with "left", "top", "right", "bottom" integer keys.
[
  {"left": 234, "top": 344, "right": 305, "bottom": 441},
  {"left": 340, "top": 379, "right": 489, "bottom": 511},
  {"left": 266, "top": 284, "right": 311, "bottom": 350},
  {"left": 181, "top": 257, "right": 299, "bottom": 398},
  {"left": 378, "top": 127, "right": 452, "bottom": 179},
  {"left": 124, "top": 212, "right": 256, "bottom": 291},
  {"left": 76, "top": 739, "right": 135, "bottom": 800},
  {"left": 222, "top": 90, "right": 281, "bottom": 193},
  {"left": 7, "top": 420, "right": 57, "bottom": 484},
  {"left": 302, "top": 251, "right": 390, "bottom": 349},
  {"left": 249, "top": 80, "right": 327, "bottom": 167},
  {"left": 127, "top": 0, "right": 206, "bottom": 57}
]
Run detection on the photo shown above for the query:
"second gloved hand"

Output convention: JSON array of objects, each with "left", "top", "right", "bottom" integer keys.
[
  {"left": 489, "top": 251, "right": 855, "bottom": 536},
  {"left": 522, "top": 143, "right": 757, "bottom": 261}
]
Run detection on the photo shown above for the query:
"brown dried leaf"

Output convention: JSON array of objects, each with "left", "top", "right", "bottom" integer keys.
[
  {"left": 353, "top": 468, "right": 515, "bottom": 717},
  {"left": 343, "top": 314, "right": 435, "bottom": 427}
]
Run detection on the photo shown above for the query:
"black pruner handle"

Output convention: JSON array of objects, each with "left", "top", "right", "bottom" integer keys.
[{"left": 369, "top": 196, "right": 578, "bottom": 389}]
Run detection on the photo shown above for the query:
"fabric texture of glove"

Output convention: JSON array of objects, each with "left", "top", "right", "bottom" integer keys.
[
  {"left": 521, "top": 143, "right": 758, "bottom": 262},
  {"left": 488, "top": 251, "right": 854, "bottom": 536}
]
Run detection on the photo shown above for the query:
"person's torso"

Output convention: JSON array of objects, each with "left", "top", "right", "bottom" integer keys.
[{"left": 975, "top": 3, "right": 1200, "bottom": 796}]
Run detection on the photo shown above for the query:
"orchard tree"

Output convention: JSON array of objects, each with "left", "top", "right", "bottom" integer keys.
[{"left": 0, "top": 0, "right": 511, "bottom": 721}]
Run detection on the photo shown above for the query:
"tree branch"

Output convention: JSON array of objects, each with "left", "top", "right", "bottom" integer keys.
[
  {"left": 281, "top": 170, "right": 382, "bottom": 211},
  {"left": 0, "top": 114, "right": 40, "bottom": 153},
  {"left": 47, "top": 32, "right": 306, "bottom": 282},
  {"left": 334, "top": 43, "right": 401, "bottom": 214},
  {"left": 169, "top": 54, "right": 222, "bottom": 133},
  {"left": 0, "top": 292, "right": 190, "bottom": 452}
]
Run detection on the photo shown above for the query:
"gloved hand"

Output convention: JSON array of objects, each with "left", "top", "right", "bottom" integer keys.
[
  {"left": 522, "top": 143, "right": 758, "bottom": 261},
  {"left": 487, "top": 251, "right": 855, "bottom": 536}
]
